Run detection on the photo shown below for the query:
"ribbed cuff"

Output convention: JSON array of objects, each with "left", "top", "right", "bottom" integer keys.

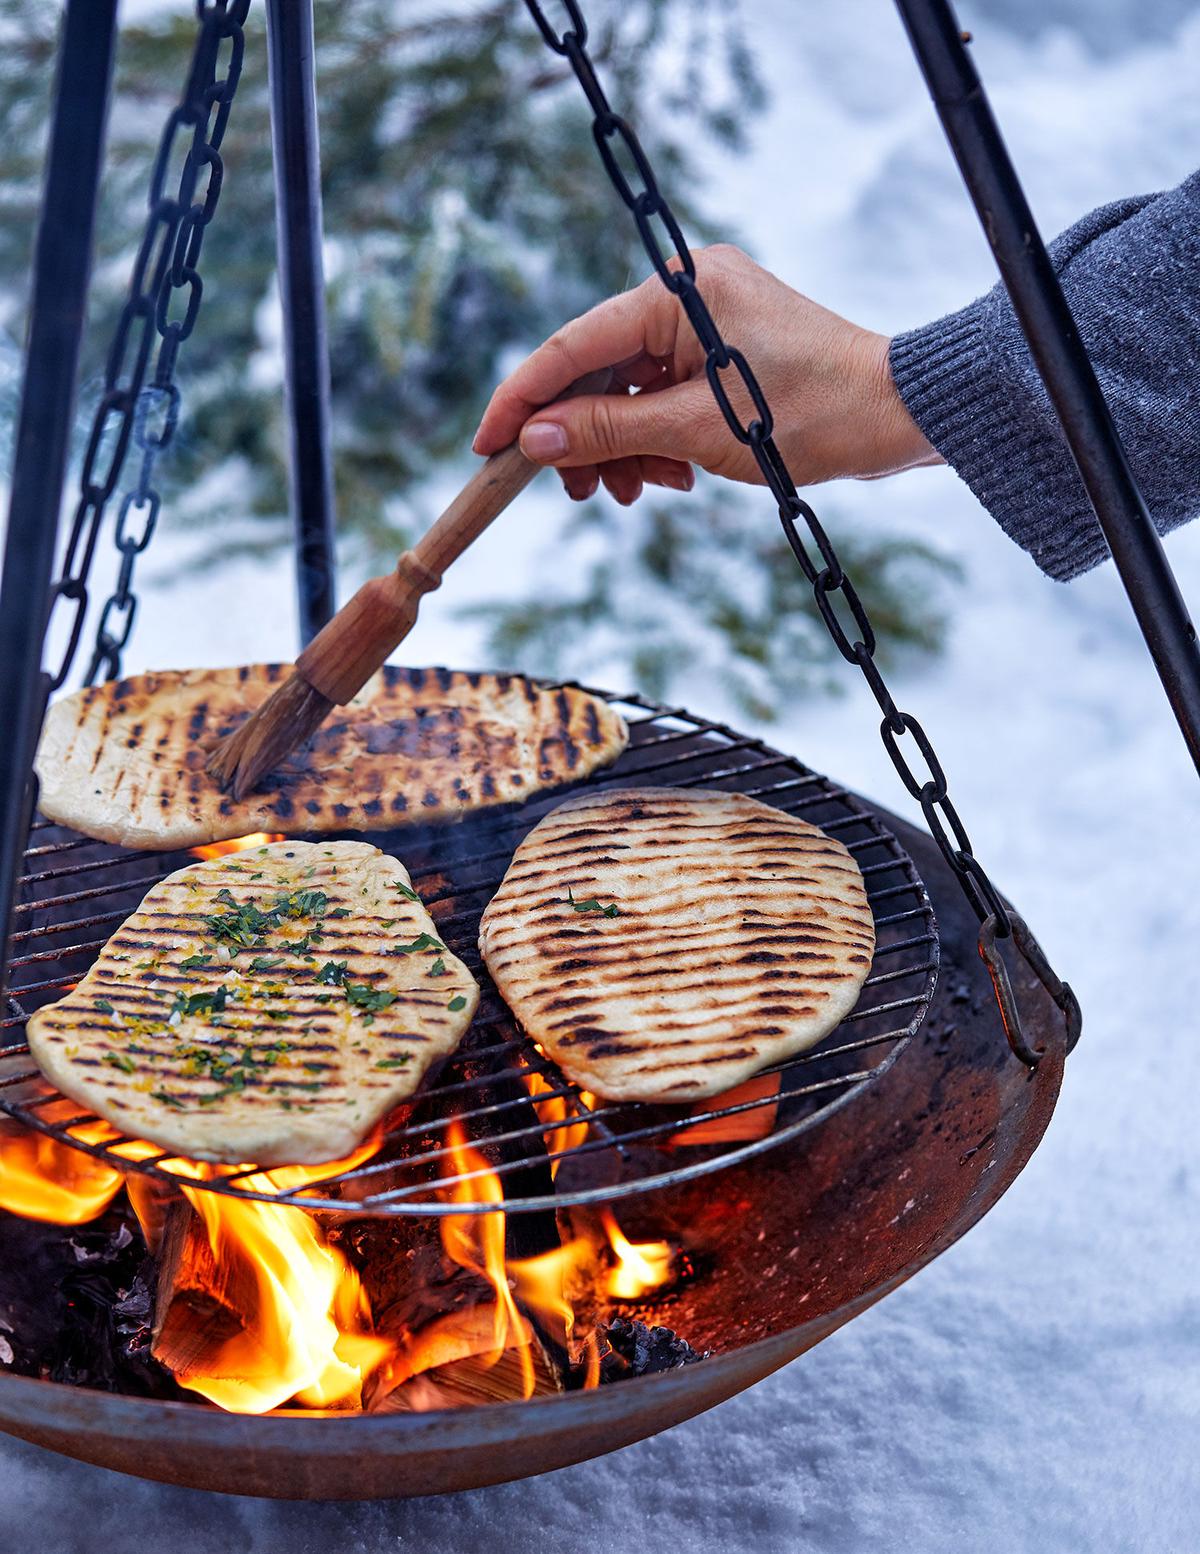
[{"left": 889, "top": 304, "right": 1109, "bottom": 582}]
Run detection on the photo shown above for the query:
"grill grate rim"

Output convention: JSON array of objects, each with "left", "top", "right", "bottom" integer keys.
[{"left": 0, "top": 685, "right": 938, "bottom": 1215}]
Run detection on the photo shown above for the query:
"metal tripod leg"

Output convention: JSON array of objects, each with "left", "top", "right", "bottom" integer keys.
[
  {"left": 266, "top": 0, "right": 338, "bottom": 647},
  {"left": 895, "top": 0, "right": 1200, "bottom": 777},
  {"left": 0, "top": 0, "right": 119, "bottom": 995}
]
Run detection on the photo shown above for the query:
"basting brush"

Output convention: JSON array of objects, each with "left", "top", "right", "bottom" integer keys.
[{"left": 207, "top": 371, "right": 610, "bottom": 800}]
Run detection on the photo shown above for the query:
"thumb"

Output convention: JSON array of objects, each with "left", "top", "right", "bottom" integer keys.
[{"left": 518, "top": 383, "right": 706, "bottom": 469}]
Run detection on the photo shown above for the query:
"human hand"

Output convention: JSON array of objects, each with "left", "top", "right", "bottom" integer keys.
[{"left": 473, "top": 244, "right": 940, "bottom": 505}]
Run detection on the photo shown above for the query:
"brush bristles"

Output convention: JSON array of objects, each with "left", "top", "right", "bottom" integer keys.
[{"left": 205, "top": 672, "right": 334, "bottom": 800}]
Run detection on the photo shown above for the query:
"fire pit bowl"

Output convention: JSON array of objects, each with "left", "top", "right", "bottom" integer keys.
[{"left": 0, "top": 810, "right": 1065, "bottom": 1499}]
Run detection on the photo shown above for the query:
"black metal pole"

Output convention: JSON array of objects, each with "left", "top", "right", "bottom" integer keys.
[
  {"left": 265, "top": 0, "right": 338, "bottom": 647},
  {"left": 895, "top": 0, "right": 1200, "bottom": 777},
  {"left": 0, "top": 0, "right": 118, "bottom": 994}
]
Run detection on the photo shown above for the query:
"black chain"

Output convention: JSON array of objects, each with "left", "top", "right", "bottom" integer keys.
[
  {"left": 39, "top": 0, "right": 251, "bottom": 692},
  {"left": 523, "top": 0, "right": 1080, "bottom": 1064}
]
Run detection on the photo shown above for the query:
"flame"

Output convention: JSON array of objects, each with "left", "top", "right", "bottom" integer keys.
[
  {"left": 517, "top": 1066, "right": 673, "bottom": 1301},
  {"left": 189, "top": 832, "right": 285, "bottom": 860},
  {"left": 436, "top": 1120, "right": 537, "bottom": 1396},
  {"left": 380, "top": 1121, "right": 615, "bottom": 1404},
  {"left": 385, "top": 1121, "right": 672, "bottom": 1402},
  {"left": 669, "top": 1072, "right": 781, "bottom": 1145},
  {"left": 1, "top": 1086, "right": 676, "bottom": 1412},
  {"left": 0, "top": 1109, "right": 393, "bottom": 1414},
  {"left": 521, "top": 1069, "right": 591, "bottom": 1178},
  {"left": 598, "top": 1208, "right": 674, "bottom": 1301},
  {"left": 0, "top": 1106, "right": 125, "bottom": 1223},
  {"left": 157, "top": 1136, "right": 393, "bottom": 1415}
]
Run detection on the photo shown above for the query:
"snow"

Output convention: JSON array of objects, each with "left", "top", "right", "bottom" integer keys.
[{"left": 3, "top": 2, "right": 1200, "bottom": 1549}]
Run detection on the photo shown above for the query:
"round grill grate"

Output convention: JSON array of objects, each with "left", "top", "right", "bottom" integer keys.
[{"left": 0, "top": 687, "right": 938, "bottom": 1215}]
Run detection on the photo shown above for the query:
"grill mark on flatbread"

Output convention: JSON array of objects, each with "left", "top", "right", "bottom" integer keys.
[
  {"left": 26, "top": 840, "right": 478, "bottom": 1166},
  {"left": 479, "top": 786, "right": 875, "bottom": 1103},
  {"left": 34, "top": 665, "right": 628, "bottom": 851}
]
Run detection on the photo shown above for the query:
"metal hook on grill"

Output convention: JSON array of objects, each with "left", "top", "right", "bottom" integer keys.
[{"left": 978, "top": 912, "right": 1081, "bottom": 1068}]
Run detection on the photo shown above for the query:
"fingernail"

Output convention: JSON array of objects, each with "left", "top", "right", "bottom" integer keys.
[
  {"left": 520, "top": 421, "right": 569, "bottom": 461},
  {"left": 663, "top": 469, "right": 694, "bottom": 492}
]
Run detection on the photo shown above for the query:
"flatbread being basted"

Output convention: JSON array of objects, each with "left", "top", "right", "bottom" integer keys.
[
  {"left": 34, "top": 665, "right": 628, "bottom": 851},
  {"left": 478, "top": 787, "right": 875, "bottom": 1102},
  {"left": 26, "top": 840, "right": 477, "bottom": 1166}
]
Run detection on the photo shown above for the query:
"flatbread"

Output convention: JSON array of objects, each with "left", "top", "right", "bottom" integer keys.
[
  {"left": 34, "top": 665, "right": 628, "bottom": 851},
  {"left": 25, "top": 840, "right": 478, "bottom": 1166},
  {"left": 478, "top": 787, "right": 875, "bottom": 1102}
]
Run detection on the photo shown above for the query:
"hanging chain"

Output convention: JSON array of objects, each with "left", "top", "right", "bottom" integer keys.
[
  {"left": 523, "top": 0, "right": 1080, "bottom": 1064},
  {"left": 39, "top": 0, "right": 251, "bottom": 693}
]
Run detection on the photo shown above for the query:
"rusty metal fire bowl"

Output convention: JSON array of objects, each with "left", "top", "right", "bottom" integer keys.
[{"left": 0, "top": 696, "right": 1066, "bottom": 1499}]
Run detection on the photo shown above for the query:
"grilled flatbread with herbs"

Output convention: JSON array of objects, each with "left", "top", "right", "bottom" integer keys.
[
  {"left": 34, "top": 665, "right": 628, "bottom": 851},
  {"left": 25, "top": 840, "right": 477, "bottom": 1167},
  {"left": 479, "top": 787, "right": 875, "bottom": 1103}
]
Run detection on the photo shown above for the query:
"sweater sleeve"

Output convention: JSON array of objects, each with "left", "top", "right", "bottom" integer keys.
[{"left": 888, "top": 170, "right": 1200, "bottom": 581}]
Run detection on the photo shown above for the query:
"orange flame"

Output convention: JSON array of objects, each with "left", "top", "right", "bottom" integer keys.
[
  {"left": 156, "top": 1137, "right": 393, "bottom": 1415},
  {"left": 437, "top": 1120, "right": 537, "bottom": 1396},
  {"left": 377, "top": 1120, "right": 623, "bottom": 1405},
  {"left": 382, "top": 1122, "right": 673, "bottom": 1401},
  {"left": 189, "top": 832, "right": 285, "bottom": 860},
  {"left": 0, "top": 1111, "right": 393, "bottom": 1415},
  {"left": 599, "top": 1208, "right": 674, "bottom": 1301},
  {"left": 0, "top": 1106, "right": 124, "bottom": 1224},
  {"left": 521, "top": 1070, "right": 591, "bottom": 1178},
  {"left": 0, "top": 1091, "right": 676, "bottom": 1412}
]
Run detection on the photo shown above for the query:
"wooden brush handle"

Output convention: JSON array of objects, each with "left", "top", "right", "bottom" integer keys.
[{"left": 297, "top": 369, "right": 610, "bottom": 704}]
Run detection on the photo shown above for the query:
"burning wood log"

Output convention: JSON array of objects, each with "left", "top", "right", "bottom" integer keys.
[
  {"left": 326, "top": 1178, "right": 571, "bottom": 1411},
  {"left": 123, "top": 1169, "right": 184, "bottom": 1258},
  {"left": 342, "top": 1029, "right": 580, "bottom": 1406},
  {"left": 150, "top": 1190, "right": 391, "bottom": 1414},
  {"left": 326, "top": 1212, "right": 500, "bottom": 1354},
  {"left": 373, "top": 1304, "right": 563, "bottom": 1412},
  {"left": 151, "top": 1198, "right": 255, "bottom": 1387},
  {"left": 150, "top": 1193, "right": 299, "bottom": 1398}
]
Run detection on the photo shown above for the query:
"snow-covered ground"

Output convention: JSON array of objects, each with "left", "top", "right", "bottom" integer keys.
[{"left": 4, "top": 2, "right": 1200, "bottom": 1550}]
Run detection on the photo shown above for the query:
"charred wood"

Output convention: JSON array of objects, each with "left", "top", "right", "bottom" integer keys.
[
  {"left": 0, "top": 1202, "right": 183, "bottom": 1398},
  {"left": 598, "top": 1316, "right": 707, "bottom": 1381}
]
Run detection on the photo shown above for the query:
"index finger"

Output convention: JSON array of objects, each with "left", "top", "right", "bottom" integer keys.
[{"left": 472, "top": 276, "right": 680, "bottom": 455}]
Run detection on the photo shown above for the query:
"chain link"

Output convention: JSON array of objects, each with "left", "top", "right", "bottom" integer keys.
[
  {"left": 524, "top": 0, "right": 1082, "bottom": 1063},
  {"left": 37, "top": 0, "right": 250, "bottom": 692}
]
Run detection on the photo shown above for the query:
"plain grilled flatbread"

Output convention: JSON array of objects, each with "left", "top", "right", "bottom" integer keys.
[
  {"left": 478, "top": 787, "right": 875, "bottom": 1102},
  {"left": 35, "top": 665, "right": 628, "bottom": 851},
  {"left": 25, "top": 840, "right": 478, "bottom": 1166}
]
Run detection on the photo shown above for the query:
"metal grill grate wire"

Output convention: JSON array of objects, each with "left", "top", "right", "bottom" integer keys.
[{"left": 0, "top": 688, "right": 937, "bottom": 1215}]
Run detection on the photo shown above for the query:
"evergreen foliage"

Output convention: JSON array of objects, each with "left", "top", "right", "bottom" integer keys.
[{"left": 0, "top": 0, "right": 956, "bottom": 710}]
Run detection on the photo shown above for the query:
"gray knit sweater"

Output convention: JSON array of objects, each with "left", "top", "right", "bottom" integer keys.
[{"left": 888, "top": 169, "right": 1200, "bottom": 582}]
